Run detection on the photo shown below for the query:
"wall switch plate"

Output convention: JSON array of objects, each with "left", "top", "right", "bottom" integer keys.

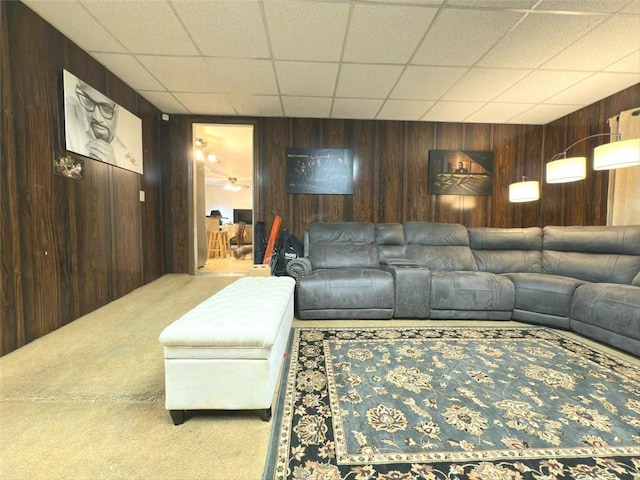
[{"left": 139, "top": 190, "right": 145, "bottom": 202}]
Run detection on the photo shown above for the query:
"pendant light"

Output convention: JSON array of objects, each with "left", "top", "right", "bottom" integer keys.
[
  {"left": 509, "top": 176, "right": 539, "bottom": 203},
  {"left": 546, "top": 133, "right": 640, "bottom": 182},
  {"left": 546, "top": 156, "right": 587, "bottom": 183},
  {"left": 593, "top": 138, "right": 640, "bottom": 170}
]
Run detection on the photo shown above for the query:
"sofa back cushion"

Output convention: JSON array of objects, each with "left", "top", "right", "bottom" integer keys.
[
  {"left": 542, "top": 225, "right": 640, "bottom": 284},
  {"left": 308, "top": 222, "right": 380, "bottom": 269},
  {"left": 468, "top": 227, "right": 543, "bottom": 273},
  {"left": 404, "top": 222, "right": 477, "bottom": 271},
  {"left": 375, "top": 223, "right": 406, "bottom": 260}
]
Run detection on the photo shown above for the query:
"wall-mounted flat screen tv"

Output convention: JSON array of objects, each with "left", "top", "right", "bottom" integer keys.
[{"left": 233, "top": 209, "right": 253, "bottom": 225}]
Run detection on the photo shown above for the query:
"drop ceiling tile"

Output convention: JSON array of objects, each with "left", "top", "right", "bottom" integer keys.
[
  {"left": 545, "top": 72, "right": 640, "bottom": 105},
  {"left": 421, "top": 101, "right": 486, "bottom": 122},
  {"left": 412, "top": 8, "right": 523, "bottom": 66},
  {"left": 466, "top": 103, "right": 535, "bottom": 123},
  {"left": 494, "top": 70, "right": 592, "bottom": 103},
  {"left": 138, "top": 91, "right": 189, "bottom": 114},
  {"left": 537, "top": 0, "right": 633, "bottom": 13},
  {"left": 91, "top": 53, "right": 164, "bottom": 90},
  {"left": 446, "top": 0, "right": 537, "bottom": 6},
  {"left": 23, "top": 1, "right": 125, "bottom": 52},
  {"left": 173, "top": 92, "right": 236, "bottom": 115},
  {"left": 275, "top": 62, "right": 339, "bottom": 97},
  {"left": 336, "top": 64, "right": 404, "bottom": 98},
  {"left": 228, "top": 95, "right": 283, "bottom": 117},
  {"left": 332, "top": 98, "right": 384, "bottom": 120},
  {"left": 478, "top": 13, "right": 606, "bottom": 69},
  {"left": 509, "top": 104, "right": 582, "bottom": 124},
  {"left": 172, "top": 0, "right": 269, "bottom": 58},
  {"left": 137, "top": 56, "right": 224, "bottom": 92},
  {"left": 81, "top": 0, "right": 199, "bottom": 55},
  {"left": 24, "top": 0, "right": 640, "bottom": 124},
  {"left": 391, "top": 66, "right": 468, "bottom": 100},
  {"left": 621, "top": 1, "right": 640, "bottom": 14},
  {"left": 443, "top": 68, "right": 530, "bottom": 102},
  {"left": 367, "top": 0, "right": 445, "bottom": 4},
  {"left": 207, "top": 58, "right": 278, "bottom": 95},
  {"left": 377, "top": 100, "right": 435, "bottom": 120},
  {"left": 604, "top": 50, "right": 640, "bottom": 72},
  {"left": 264, "top": 1, "right": 349, "bottom": 61},
  {"left": 282, "top": 97, "right": 333, "bottom": 119},
  {"left": 542, "top": 14, "right": 640, "bottom": 71},
  {"left": 343, "top": 4, "right": 438, "bottom": 63}
]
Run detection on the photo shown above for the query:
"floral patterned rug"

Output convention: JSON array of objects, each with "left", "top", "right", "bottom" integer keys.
[{"left": 263, "top": 327, "right": 640, "bottom": 480}]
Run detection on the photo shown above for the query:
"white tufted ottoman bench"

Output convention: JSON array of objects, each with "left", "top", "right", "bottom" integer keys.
[{"left": 159, "top": 276, "right": 295, "bottom": 425}]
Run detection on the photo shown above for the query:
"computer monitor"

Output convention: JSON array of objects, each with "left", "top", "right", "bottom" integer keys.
[{"left": 233, "top": 209, "right": 253, "bottom": 225}]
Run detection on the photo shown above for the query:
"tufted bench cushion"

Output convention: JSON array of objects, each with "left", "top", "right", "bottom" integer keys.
[{"left": 159, "top": 276, "right": 295, "bottom": 424}]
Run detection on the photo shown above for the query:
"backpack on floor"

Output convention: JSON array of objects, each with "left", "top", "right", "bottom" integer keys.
[{"left": 272, "top": 230, "right": 303, "bottom": 276}]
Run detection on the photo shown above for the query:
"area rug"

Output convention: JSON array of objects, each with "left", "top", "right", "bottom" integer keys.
[{"left": 264, "top": 327, "right": 640, "bottom": 480}]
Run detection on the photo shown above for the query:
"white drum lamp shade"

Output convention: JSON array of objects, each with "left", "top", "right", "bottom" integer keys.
[
  {"left": 593, "top": 138, "right": 640, "bottom": 170},
  {"left": 546, "top": 157, "right": 587, "bottom": 183},
  {"left": 509, "top": 180, "right": 539, "bottom": 203}
]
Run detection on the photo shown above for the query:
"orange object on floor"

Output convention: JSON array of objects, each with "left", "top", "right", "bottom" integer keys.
[{"left": 262, "top": 216, "right": 282, "bottom": 267}]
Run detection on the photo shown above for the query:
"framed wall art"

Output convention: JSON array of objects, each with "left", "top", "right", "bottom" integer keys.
[
  {"left": 428, "top": 150, "right": 493, "bottom": 195},
  {"left": 53, "top": 152, "right": 84, "bottom": 180},
  {"left": 62, "top": 69, "right": 143, "bottom": 175},
  {"left": 286, "top": 148, "right": 353, "bottom": 194}
]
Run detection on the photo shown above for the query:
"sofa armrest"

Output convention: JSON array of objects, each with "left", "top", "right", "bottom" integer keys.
[{"left": 286, "top": 257, "right": 313, "bottom": 283}]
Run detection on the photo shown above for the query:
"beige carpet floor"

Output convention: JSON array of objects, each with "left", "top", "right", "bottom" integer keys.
[
  {"left": 1, "top": 274, "right": 635, "bottom": 480},
  {"left": 0, "top": 274, "right": 272, "bottom": 480}
]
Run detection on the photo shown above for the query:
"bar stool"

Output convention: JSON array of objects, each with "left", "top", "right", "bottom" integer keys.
[
  {"left": 221, "top": 231, "right": 232, "bottom": 257},
  {"left": 207, "top": 231, "right": 223, "bottom": 259}
]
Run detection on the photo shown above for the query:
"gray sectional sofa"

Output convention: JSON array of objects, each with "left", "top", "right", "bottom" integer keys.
[{"left": 286, "top": 222, "right": 640, "bottom": 356}]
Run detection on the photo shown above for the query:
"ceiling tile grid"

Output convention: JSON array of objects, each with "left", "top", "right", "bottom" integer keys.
[{"left": 22, "top": 0, "right": 640, "bottom": 125}]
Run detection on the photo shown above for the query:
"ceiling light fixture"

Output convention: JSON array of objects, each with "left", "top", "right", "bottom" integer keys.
[
  {"left": 224, "top": 177, "right": 242, "bottom": 192},
  {"left": 509, "top": 176, "right": 539, "bottom": 203},
  {"left": 194, "top": 138, "right": 222, "bottom": 165}
]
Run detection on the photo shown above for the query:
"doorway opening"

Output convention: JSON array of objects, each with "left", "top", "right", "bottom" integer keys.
[{"left": 192, "top": 123, "right": 254, "bottom": 275}]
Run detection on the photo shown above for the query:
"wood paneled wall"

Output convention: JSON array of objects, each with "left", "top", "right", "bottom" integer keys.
[
  {"left": 162, "top": 84, "right": 639, "bottom": 273},
  {"left": 1, "top": 2, "right": 164, "bottom": 356}
]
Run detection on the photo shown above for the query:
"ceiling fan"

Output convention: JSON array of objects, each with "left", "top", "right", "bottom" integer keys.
[{"left": 224, "top": 177, "right": 250, "bottom": 192}]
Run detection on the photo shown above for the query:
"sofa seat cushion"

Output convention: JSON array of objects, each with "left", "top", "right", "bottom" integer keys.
[
  {"left": 297, "top": 268, "right": 394, "bottom": 312},
  {"left": 571, "top": 283, "right": 640, "bottom": 342},
  {"left": 430, "top": 271, "right": 514, "bottom": 311},
  {"left": 505, "top": 273, "right": 586, "bottom": 317}
]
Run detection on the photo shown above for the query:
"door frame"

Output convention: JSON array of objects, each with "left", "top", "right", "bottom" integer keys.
[{"left": 189, "top": 120, "right": 257, "bottom": 274}]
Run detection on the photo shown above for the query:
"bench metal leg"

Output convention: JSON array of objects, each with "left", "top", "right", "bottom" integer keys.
[
  {"left": 169, "top": 410, "right": 185, "bottom": 425},
  {"left": 261, "top": 407, "right": 272, "bottom": 422}
]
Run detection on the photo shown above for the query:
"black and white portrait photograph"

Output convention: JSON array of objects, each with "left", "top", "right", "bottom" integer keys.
[
  {"left": 63, "top": 69, "right": 143, "bottom": 175},
  {"left": 428, "top": 150, "right": 494, "bottom": 196},
  {"left": 286, "top": 148, "right": 353, "bottom": 194}
]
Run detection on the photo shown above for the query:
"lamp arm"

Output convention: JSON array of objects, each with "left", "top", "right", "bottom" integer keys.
[{"left": 550, "top": 132, "right": 621, "bottom": 161}]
